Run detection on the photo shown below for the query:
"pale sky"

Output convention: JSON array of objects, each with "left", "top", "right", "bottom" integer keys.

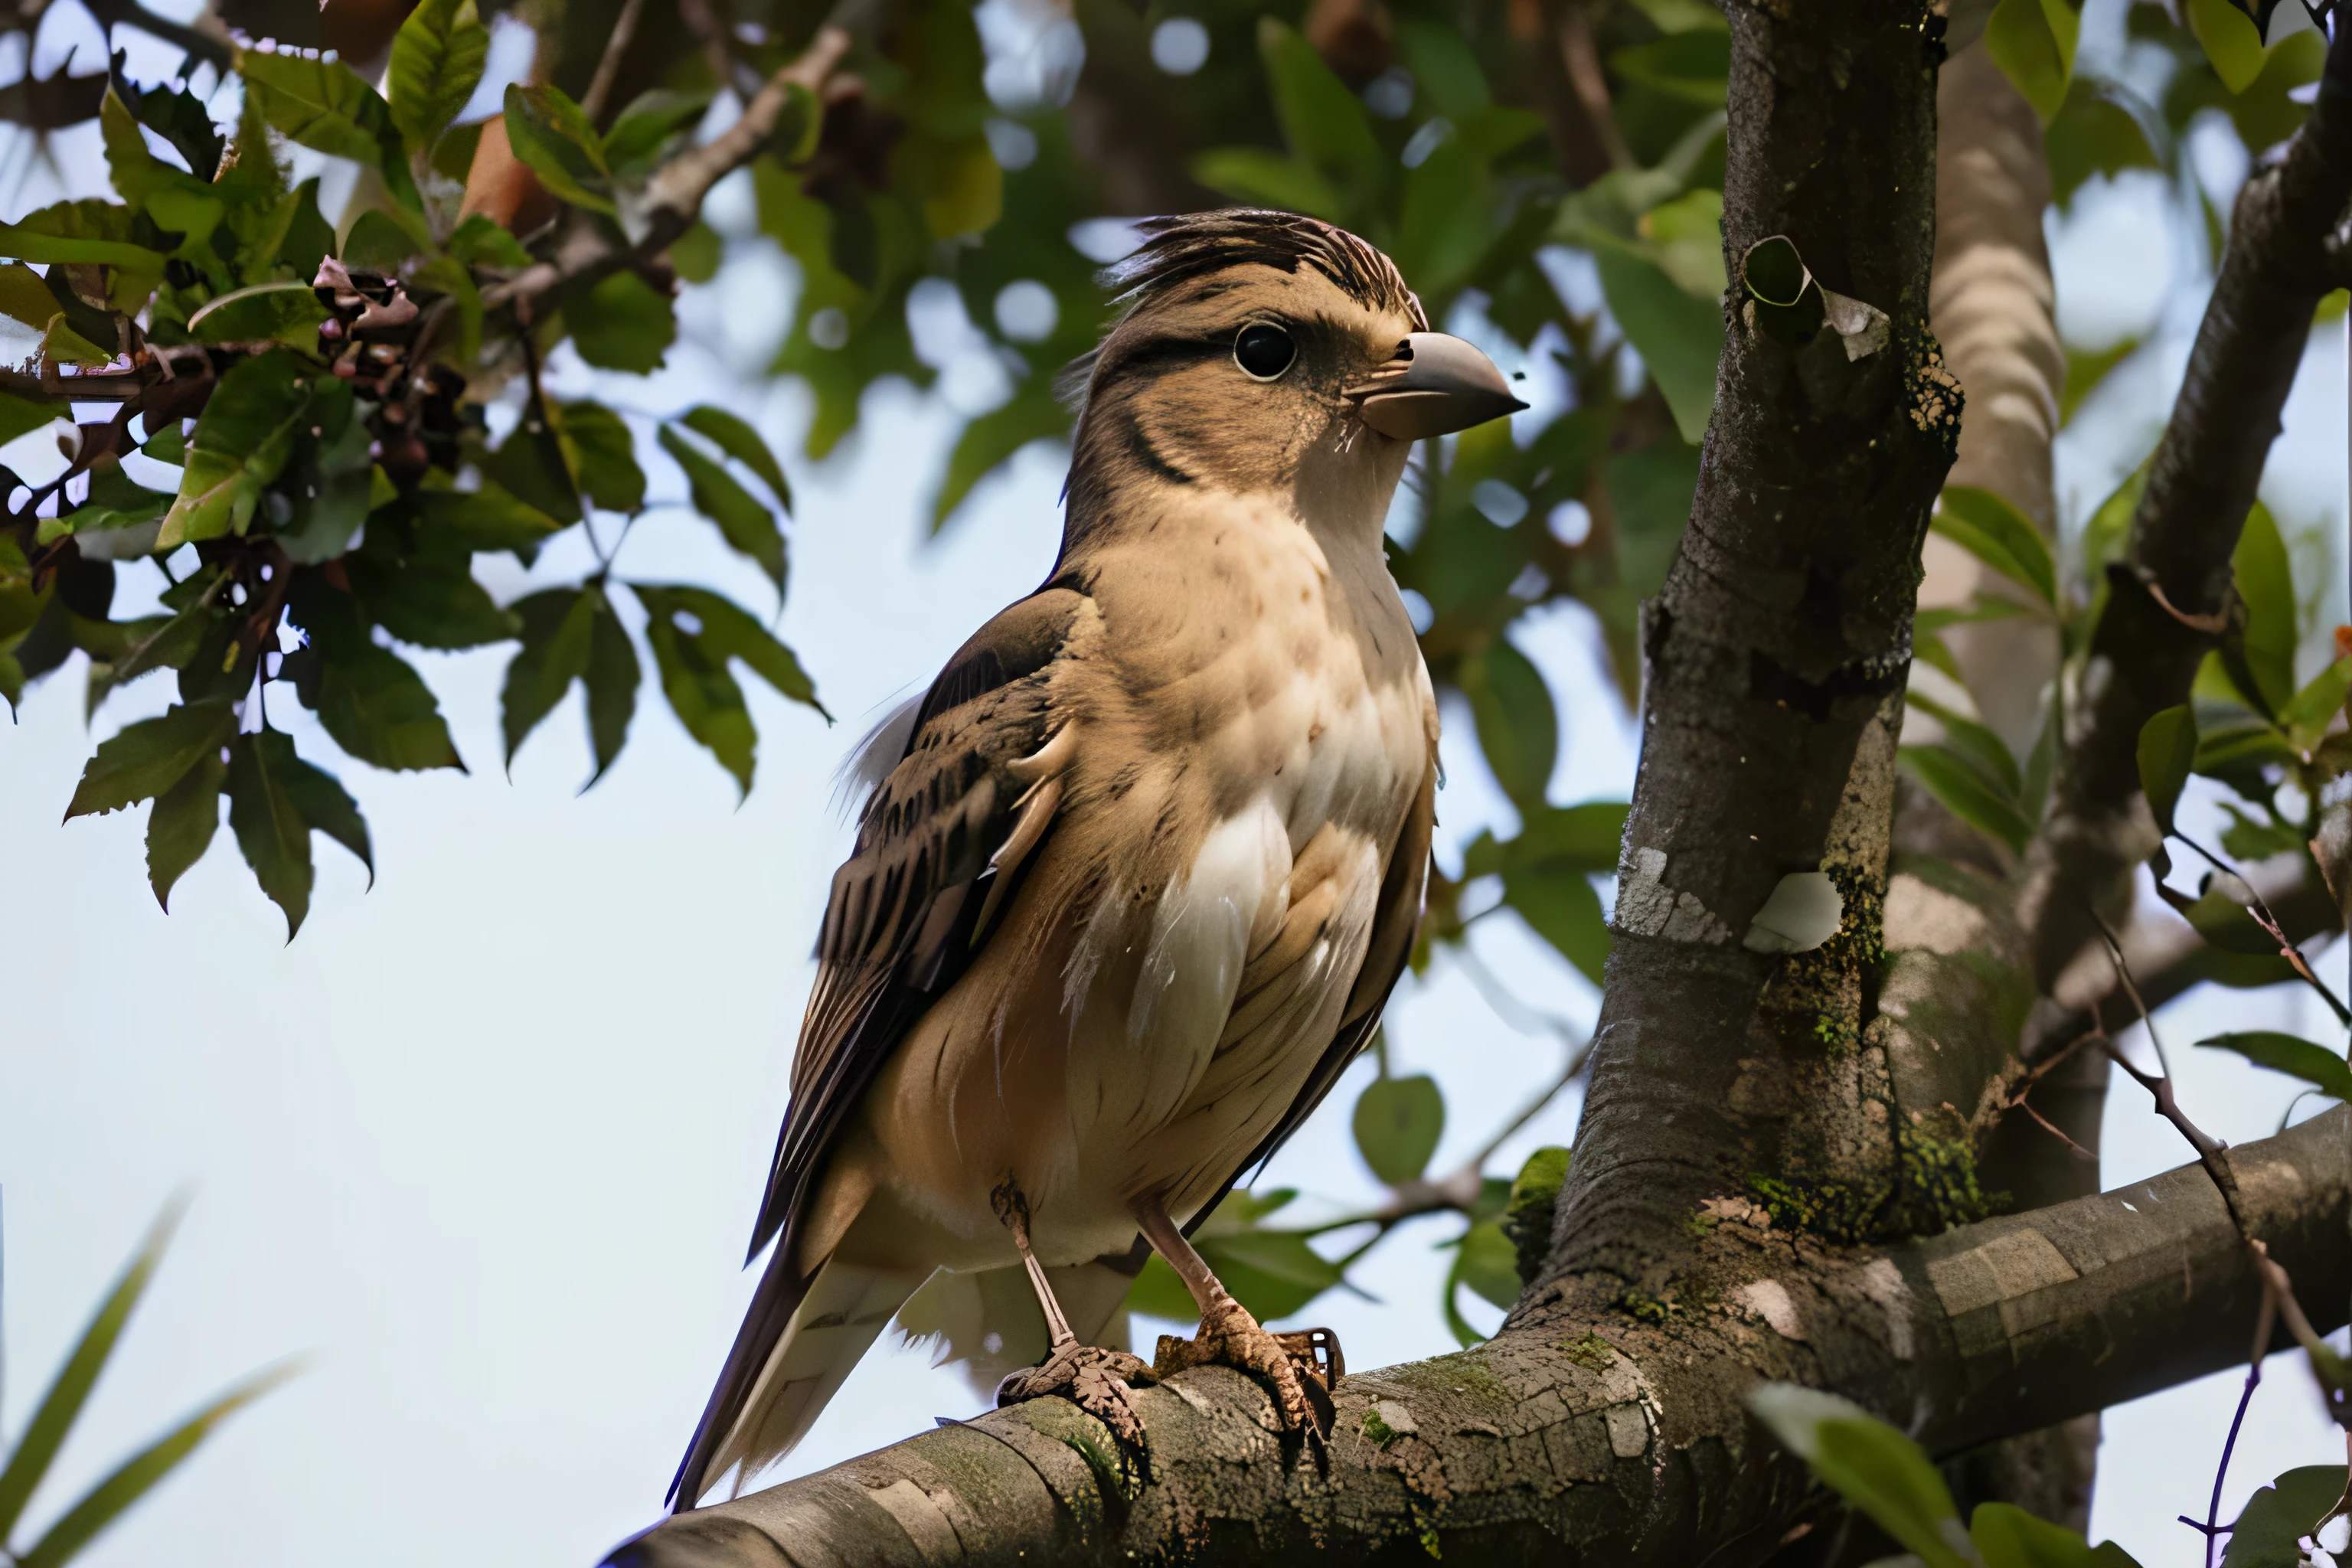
[{"left": 2, "top": 7, "right": 2349, "bottom": 1564}]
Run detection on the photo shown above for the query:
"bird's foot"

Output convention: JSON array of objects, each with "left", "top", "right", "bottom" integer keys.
[
  {"left": 1153, "top": 1298, "right": 1341, "bottom": 1439},
  {"left": 995, "top": 1341, "right": 1157, "bottom": 1446}
]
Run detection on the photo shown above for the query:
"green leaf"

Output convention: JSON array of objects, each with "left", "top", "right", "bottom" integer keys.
[
  {"left": 0, "top": 388, "right": 58, "bottom": 447},
  {"left": 1935, "top": 487, "right": 2057, "bottom": 608},
  {"left": 632, "top": 583, "right": 825, "bottom": 792},
  {"left": 1257, "top": 17, "right": 1382, "bottom": 211},
  {"left": 348, "top": 557, "right": 521, "bottom": 648},
  {"left": 274, "top": 400, "right": 377, "bottom": 566},
  {"left": 0, "top": 201, "right": 167, "bottom": 289},
  {"left": 1748, "top": 1385, "right": 1975, "bottom": 1568},
  {"left": 568, "top": 267, "right": 675, "bottom": 373},
  {"left": 1985, "top": 0, "right": 2081, "bottom": 124},
  {"left": 601, "top": 89, "right": 713, "bottom": 178},
  {"left": 901, "top": 132, "right": 1004, "bottom": 241},
  {"left": 2135, "top": 704, "right": 2197, "bottom": 834},
  {"left": 2175, "top": 878, "right": 2283, "bottom": 954},
  {"left": 387, "top": 0, "right": 488, "bottom": 155},
  {"left": 341, "top": 209, "right": 423, "bottom": 275},
  {"left": 68, "top": 465, "right": 173, "bottom": 537},
  {"left": 2278, "top": 654, "right": 2352, "bottom": 753},
  {"left": 314, "top": 642, "right": 463, "bottom": 771},
  {"left": 0, "top": 1199, "right": 187, "bottom": 1545},
  {"left": 1593, "top": 247, "right": 1723, "bottom": 445},
  {"left": 555, "top": 400, "right": 647, "bottom": 514},
  {"left": 100, "top": 92, "right": 224, "bottom": 250},
  {"left": 2222, "top": 1465, "right": 2350, "bottom": 1568},
  {"left": 413, "top": 483, "right": 567, "bottom": 554},
  {"left": 932, "top": 384, "right": 1071, "bottom": 532},
  {"left": 679, "top": 406, "right": 792, "bottom": 512},
  {"left": 669, "top": 220, "right": 722, "bottom": 284},
  {"left": 280, "top": 753, "right": 371, "bottom": 883},
  {"left": 1461, "top": 638, "right": 1557, "bottom": 805},
  {"left": 227, "top": 727, "right": 315, "bottom": 938},
  {"left": 237, "top": 49, "right": 416, "bottom": 210},
  {"left": 2231, "top": 501, "right": 2296, "bottom": 714},
  {"left": 1396, "top": 21, "right": 1492, "bottom": 116},
  {"left": 583, "top": 587, "right": 640, "bottom": 787},
  {"left": 17, "top": 1357, "right": 299, "bottom": 1568},
  {"left": 658, "top": 425, "right": 786, "bottom": 588},
  {"left": 1907, "top": 691, "right": 2022, "bottom": 799},
  {"left": 1191, "top": 148, "right": 1346, "bottom": 221},
  {"left": 446, "top": 212, "right": 532, "bottom": 269},
  {"left": 482, "top": 403, "right": 583, "bottom": 527},
  {"left": 500, "top": 587, "right": 593, "bottom": 767},
  {"left": 1508, "top": 864, "right": 1612, "bottom": 985},
  {"left": 1508, "top": 801, "right": 1631, "bottom": 871},
  {"left": 1970, "top": 1501, "right": 2138, "bottom": 1567},
  {"left": 2195, "top": 1032, "right": 2352, "bottom": 1102},
  {"left": 503, "top": 81, "right": 615, "bottom": 215},
  {"left": 633, "top": 583, "right": 823, "bottom": 713},
  {"left": 1900, "top": 745, "right": 2035, "bottom": 855},
  {"left": 145, "top": 742, "right": 226, "bottom": 911},
  {"left": 158, "top": 348, "right": 315, "bottom": 548},
  {"left": 188, "top": 282, "right": 328, "bottom": 347},
  {"left": 1353, "top": 1073, "right": 1445, "bottom": 1184},
  {"left": 1447, "top": 1218, "right": 1523, "bottom": 1330},
  {"left": 2187, "top": 0, "right": 2265, "bottom": 94},
  {"left": 1609, "top": 32, "right": 1731, "bottom": 105},
  {"left": 273, "top": 178, "right": 337, "bottom": 281},
  {"left": 2218, "top": 802, "right": 2306, "bottom": 861},
  {"left": 65, "top": 699, "right": 237, "bottom": 818}
]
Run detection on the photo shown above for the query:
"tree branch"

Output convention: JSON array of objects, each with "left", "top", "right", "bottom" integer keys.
[
  {"left": 482, "top": 26, "right": 854, "bottom": 320},
  {"left": 2023, "top": 16, "right": 2352, "bottom": 988},
  {"left": 601, "top": 1107, "right": 2350, "bottom": 1566}
]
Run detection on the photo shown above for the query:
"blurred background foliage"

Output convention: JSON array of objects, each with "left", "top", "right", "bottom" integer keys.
[{"left": 0, "top": 0, "right": 2344, "bottom": 1374}]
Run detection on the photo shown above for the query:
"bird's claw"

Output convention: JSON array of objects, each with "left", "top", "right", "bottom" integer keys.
[
  {"left": 1153, "top": 1298, "right": 1341, "bottom": 1440},
  {"left": 995, "top": 1341, "right": 1157, "bottom": 1446}
]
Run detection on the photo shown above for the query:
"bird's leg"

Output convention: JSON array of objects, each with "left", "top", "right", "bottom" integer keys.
[
  {"left": 1133, "top": 1195, "right": 1340, "bottom": 1440},
  {"left": 989, "top": 1179, "right": 1156, "bottom": 1445}
]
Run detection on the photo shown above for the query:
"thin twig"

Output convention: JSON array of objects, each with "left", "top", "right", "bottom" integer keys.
[
  {"left": 482, "top": 27, "right": 851, "bottom": 320},
  {"left": 2011, "top": 1093, "right": 2098, "bottom": 1162},
  {"left": 2086, "top": 903, "right": 2350, "bottom": 1552},
  {"left": 580, "top": 0, "right": 652, "bottom": 125},
  {"left": 2171, "top": 831, "right": 2352, "bottom": 1024}
]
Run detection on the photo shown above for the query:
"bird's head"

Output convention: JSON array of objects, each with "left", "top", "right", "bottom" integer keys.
[{"left": 1060, "top": 209, "right": 1526, "bottom": 539}]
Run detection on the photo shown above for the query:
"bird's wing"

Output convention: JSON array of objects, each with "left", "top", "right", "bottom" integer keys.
[
  {"left": 746, "top": 584, "right": 1093, "bottom": 1266},
  {"left": 671, "top": 586, "right": 1090, "bottom": 1508},
  {"left": 1189, "top": 752, "right": 1437, "bottom": 1234}
]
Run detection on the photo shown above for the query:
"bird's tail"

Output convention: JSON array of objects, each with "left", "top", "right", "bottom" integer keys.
[{"left": 670, "top": 1253, "right": 923, "bottom": 1511}]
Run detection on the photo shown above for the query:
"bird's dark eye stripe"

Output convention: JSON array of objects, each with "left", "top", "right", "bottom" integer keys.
[{"left": 1104, "top": 335, "right": 1234, "bottom": 384}]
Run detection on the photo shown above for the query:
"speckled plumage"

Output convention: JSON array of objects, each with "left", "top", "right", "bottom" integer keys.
[{"left": 672, "top": 212, "right": 1456, "bottom": 1508}]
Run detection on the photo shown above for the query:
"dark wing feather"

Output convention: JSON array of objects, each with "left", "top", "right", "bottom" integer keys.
[
  {"left": 670, "top": 586, "right": 1085, "bottom": 1509},
  {"left": 1187, "top": 757, "right": 1437, "bottom": 1236},
  {"left": 747, "top": 585, "right": 1088, "bottom": 1262}
]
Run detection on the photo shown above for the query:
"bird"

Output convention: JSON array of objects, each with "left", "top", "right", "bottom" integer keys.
[{"left": 668, "top": 207, "right": 1527, "bottom": 1510}]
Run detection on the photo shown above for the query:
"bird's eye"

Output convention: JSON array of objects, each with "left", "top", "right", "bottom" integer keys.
[{"left": 1233, "top": 323, "right": 1296, "bottom": 381}]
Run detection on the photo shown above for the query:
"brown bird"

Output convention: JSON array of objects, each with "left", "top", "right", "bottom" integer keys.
[{"left": 669, "top": 209, "right": 1525, "bottom": 1508}]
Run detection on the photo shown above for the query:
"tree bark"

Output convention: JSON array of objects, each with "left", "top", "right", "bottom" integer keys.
[
  {"left": 2022, "top": 15, "right": 2352, "bottom": 990},
  {"left": 1913, "top": 44, "right": 2091, "bottom": 1534},
  {"left": 1558, "top": 0, "right": 1955, "bottom": 1289},
  {"left": 605, "top": 1109, "right": 2348, "bottom": 1566}
]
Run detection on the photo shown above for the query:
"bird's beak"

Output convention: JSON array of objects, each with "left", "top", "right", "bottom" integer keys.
[{"left": 1344, "top": 332, "right": 1529, "bottom": 441}]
